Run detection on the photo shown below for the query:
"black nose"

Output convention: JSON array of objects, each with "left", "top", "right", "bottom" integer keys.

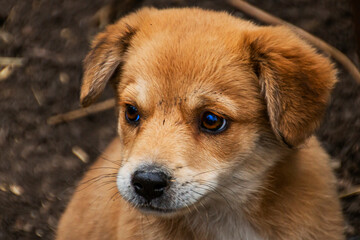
[{"left": 131, "top": 170, "right": 169, "bottom": 202}]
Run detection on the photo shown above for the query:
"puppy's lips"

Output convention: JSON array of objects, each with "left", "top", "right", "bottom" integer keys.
[
  {"left": 121, "top": 193, "right": 180, "bottom": 214},
  {"left": 137, "top": 204, "right": 177, "bottom": 214}
]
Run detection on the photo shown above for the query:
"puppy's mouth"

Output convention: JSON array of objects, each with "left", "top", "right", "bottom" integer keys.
[
  {"left": 122, "top": 194, "right": 185, "bottom": 216},
  {"left": 137, "top": 204, "right": 177, "bottom": 214},
  {"left": 117, "top": 164, "right": 212, "bottom": 215},
  {"left": 119, "top": 181, "right": 207, "bottom": 217},
  {"left": 117, "top": 163, "right": 261, "bottom": 216}
]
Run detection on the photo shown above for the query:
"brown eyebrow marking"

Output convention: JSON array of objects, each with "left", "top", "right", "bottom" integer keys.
[{"left": 119, "top": 24, "right": 137, "bottom": 55}]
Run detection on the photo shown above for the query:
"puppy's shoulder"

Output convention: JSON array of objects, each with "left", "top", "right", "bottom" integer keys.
[
  {"left": 257, "top": 136, "right": 344, "bottom": 239},
  {"left": 56, "top": 138, "right": 123, "bottom": 240}
]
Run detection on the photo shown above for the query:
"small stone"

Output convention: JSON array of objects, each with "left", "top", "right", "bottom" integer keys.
[
  {"left": 48, "top": 216, "right": 58, "bottom": 229},
  {"left": 23, "top": 222, "right": 33, "bottom": 232},
  {"left": 0, "top": 30, "right": 14, "bottom": 44},
  {"left": 0, "top": 65, "right": 14, "bottom": 81},
  {"left": 35, "top": 229, "right": 44, "bottom": 237},
  {"left": 31, "top": 86, "right": 44, "bottom": 106},
  {"left": 72, "top": 146, "right": 89, "bottom": 163},
  {"left": 21, "top": 25, "right": 33, "bottom": 36},
  {"left": 59, "top": 72, "right": 69, "bottom": 84},
  {"left": 60, "top": 28, "right": 76, "bottom": 46},
  {"left": 30, "top": 211, "right": 38, "bottom": 219},
  {"left": 60, "top": 28, "right": 72, "bottom": 40},
  {"left": 9, "top": 184, "right": 23, "bottom": 196},
  {"left": 46, "top": 192, "right": 56, "bottom": 201},
  {"left": 41, "top": 201, "right": 51, "bottom": 212},
  {"left": 0, "top": 183, "right": 7, "bottom": 192}
]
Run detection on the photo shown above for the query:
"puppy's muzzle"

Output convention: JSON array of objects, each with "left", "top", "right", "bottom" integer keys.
[{"left": 131, "top": 167, "right": 170, "bottom": 202}]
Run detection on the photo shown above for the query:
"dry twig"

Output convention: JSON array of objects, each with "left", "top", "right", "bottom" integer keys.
[
  {"left": 227, "top": 0, "right": 360, "bottom": 84},
  {"left": 0, "top": 30, "right": 14, "bottom": 44},
  {"left": 0, "top": 65, "right": 15, "bottom": 81},
  {"left": 339, "top": 185, "right": 360, "bottom": 199},
  {"left": 47, "top": 99, "right": 115, "bottom": 125},
  {"left": 0, "top": 57, "right": 24, "bottom": 81},
  {"left": 72, "top": 146, "right": 89, "bottom": 163},
  {"left": 0, "top": 57, "right": 24, "bottom": 66}
]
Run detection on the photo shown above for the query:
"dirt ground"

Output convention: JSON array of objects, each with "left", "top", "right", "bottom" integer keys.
[{"left": 0, "top": 0, "right": 359, "bottom": 239}]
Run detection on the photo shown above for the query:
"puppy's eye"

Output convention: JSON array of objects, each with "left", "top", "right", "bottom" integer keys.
[
  {"left": 200, "top": 111, "right": 227, "bottom": 133},
  {"left": 125, "top": 105, "right": 140, "bottom": 124}
]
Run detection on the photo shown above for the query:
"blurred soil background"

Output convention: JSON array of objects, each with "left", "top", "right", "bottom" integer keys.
[{"left": 0, "top": 0, "right": 359, "bottom": 239}]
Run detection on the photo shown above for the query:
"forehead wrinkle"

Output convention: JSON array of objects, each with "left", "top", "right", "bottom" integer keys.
[
  {"left": 120, "top": 77, "right": 150, "bottom": 107},
  {"left": 188, "top": 90, "right": 240, "bottom": 117}
]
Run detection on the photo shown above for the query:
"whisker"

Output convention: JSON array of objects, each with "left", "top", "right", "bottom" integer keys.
[
  {"left": 79, "top": 173, "right": 117, "bottom": 187},
  {"left": 189, "top": 185, "right": 220, "bottom": 203},
  {"left": 112, "top": 193, "right": 123, "bottom": 202},
  {"left": 76, "top": 175, "right": 117, "bottom": 192},
  {"left": 195, "top": 179, "right": 238, "bottom": 198},
  {"left": 231, "top": 175, "right": 281, "bottom": 197},
  {"left": 194, "top": 184, "right": 240, "bottom": 227},
  {"left": 97, "top": 154, "right": 122, "bottom": 167},
  {"left": 110, "top": 189, "right": 121, "bottom": 202},
  {"left": 191, "top": 165, "right": 234, "bottom": 178},
  {"left": 195, "top": 184, "right": 236, "bottom": 214},
  {"left": 87, "top": 166, "right": 119, "bottom": 171},
  {"left": 93, "top": 180, "right": 117, "bottom": 190}
]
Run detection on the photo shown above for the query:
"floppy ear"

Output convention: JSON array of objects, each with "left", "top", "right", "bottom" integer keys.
[
  {"left": 246, "top": 26, "right": 337, "bottom": 147},
  {"left": 80, "top": 9, "right": 152, "bottom": 107}
]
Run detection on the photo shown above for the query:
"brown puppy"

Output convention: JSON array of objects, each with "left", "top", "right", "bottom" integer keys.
[{"left": 57, "top": 8, "right": 344, "bottom": 240}]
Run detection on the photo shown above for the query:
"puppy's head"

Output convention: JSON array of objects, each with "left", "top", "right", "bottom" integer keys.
[{"left": 81, "top": 8, "right": 336, "bottom": 215}]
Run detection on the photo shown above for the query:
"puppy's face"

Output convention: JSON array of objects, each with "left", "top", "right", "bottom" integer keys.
[
  {"left": 115, "top": 32, "right": 267, "bottom": 214},
  {"left": 80, "top": 8, "right": 336, "bottom": 215}
]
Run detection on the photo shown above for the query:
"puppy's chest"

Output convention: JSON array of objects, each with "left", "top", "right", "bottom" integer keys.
[{"left": 191, "top": 212, "right": 264, "bottom": 240}]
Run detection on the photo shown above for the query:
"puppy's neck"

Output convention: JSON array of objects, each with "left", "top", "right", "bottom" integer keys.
[
  {"left": 139, "top": 206, "right": 262, "bottom": 240},
  {"left": 186, "top": 200, "right": 264, "bottom": 240}
]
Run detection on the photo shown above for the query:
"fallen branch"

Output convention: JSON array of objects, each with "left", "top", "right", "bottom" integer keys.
[
  {"left": 0, "top": 57, "right": 24, "bottom": 66},
  {"left": 227, "top": 0, "right": 360, "bottom": 84},
  {"left": 0, "top": 30, "right": 14, "bottom": 44},
  {"left": 0, "top": 57, "right": 24, "bottom": 81},
  {"left": 47, "top": 99, "right": 115, "bottom": 125},
  {"left": 0, "top": 65, "right": 15, "bottom": 81},
  {"left": 26, "top": 47, "right": 81, "bottom": 66},
  {"left": 339, "top": 185, "right": 360, "bottom": 199}
]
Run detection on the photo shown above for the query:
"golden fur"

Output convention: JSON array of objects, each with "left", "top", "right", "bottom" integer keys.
[{"left": 57, "top": 8, "right": 344, "bottom": 240}]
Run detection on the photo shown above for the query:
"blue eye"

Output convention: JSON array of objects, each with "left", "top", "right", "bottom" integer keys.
[
  {"left": 125, "top": 105, "right": 140, "bottom": 124},
  {"left": 200, "top": 111, "right": 227, "bottom": 133}
]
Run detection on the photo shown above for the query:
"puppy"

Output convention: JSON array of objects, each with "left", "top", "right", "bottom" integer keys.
[{"left": 57, "top": 7, "right": 344, "bottom": 240}]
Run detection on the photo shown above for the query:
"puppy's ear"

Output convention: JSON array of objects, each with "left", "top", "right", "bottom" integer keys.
[
  {"left": 246, "top": 26, "right": 337, "bottom": 147},
  {"left": 80, "top": 9, "right": 151, "bottom": 107}
]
